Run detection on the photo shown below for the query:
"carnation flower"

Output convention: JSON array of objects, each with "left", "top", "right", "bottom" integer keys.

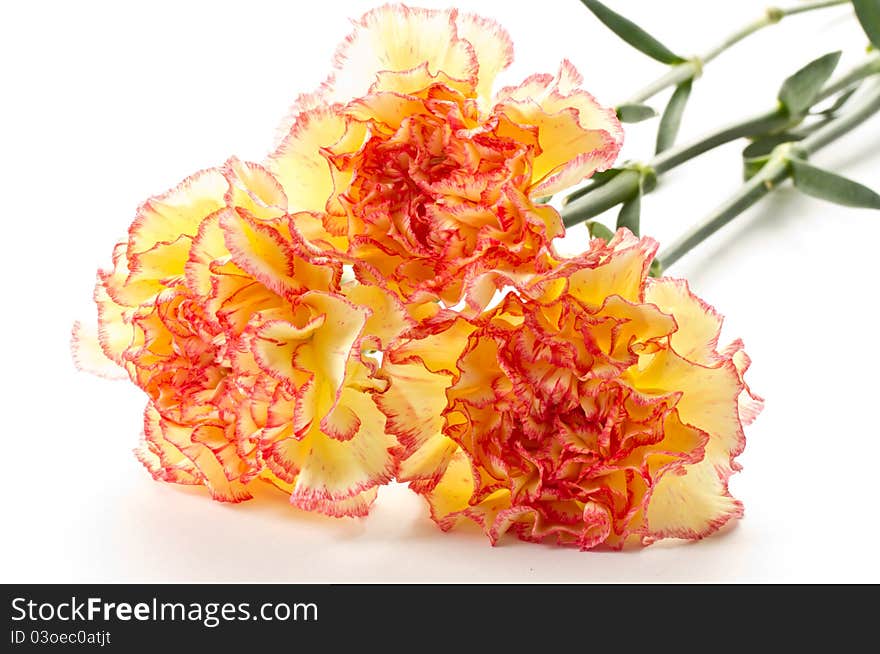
[
  {"left": 75, "top": 159, "right": 407, "bottom": 515},
  {"left": 268, "top": 4, "right": 622, "bottom": 305},
  {"left": 386, "top": 230, "right": 762, "bottom": 549}
]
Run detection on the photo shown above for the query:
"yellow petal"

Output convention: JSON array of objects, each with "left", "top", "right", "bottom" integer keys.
[
  {"left": 631, "top": 348, "right": 743, "bottom": 460},
  {"left": 645, "top": 277, "right": 723, "bottom": 365},
  {"left": 397, "top": 432, "right": 459, "bottom": 486},
  {"left": 495, "top": 61, "right": 622, "bottom": 196},
  {"left": 251, "top": 314, "right": 327, "bottom": 385},
  {"left": 93, "top": 273, "right": 134, "bottom": 364},
  {"left": 456, "top": 11, "right": 513, "bottom": 102},
  {"left": 378, "top": 359, "right": 453, "bottom": 467},
  {"left": 70, "top": 321, "right": 128, "bottom": 379},
  {"left": 645, "top": 456, "right": 742, "bottom": 540},
  {"left": 117, "top": 236, "right": 193, "bottom": 305},
  {"left": 281, "top": 396, "right": 396, "bottom": 502},
  {"left": 142, "top": 405, "right": 253, "bottom": 503},
  {"left": 328, "top": 5, "right": 477, "bottom": 102},
  {"left": 564, "top": 235, "right": 656, "bottom": 306},
  {"left": 293, "top": 487, "right": 379, "bottom": 518},
  {"left": 342, "top": 282, "right": 412, "bottom": 349},
  {"left": 500, "top": 102, "right": 611, "bottom": 192},
  {"left": 298, "top": 292, "right": 370, "bottom": 396},
  {"left": 420, "top": 448, "right": 478, "bottom": 525},
  {"left": 220, "top": 209, "right": 338, "bottom": 298},
  {"left": 419, "top": 450, "right": 512, "bottom": 532},
  {"left": 184, "top": 212, "right": 236, "bottom": 298},
  {"left": 268, "top": 106, "right": 347, "bottom": 213},
  {"left": 224, "top": 158, "right": 288, "bottom": 221},
  {"left": 129, "top": 168, "right": 228, "bottom": 257},
  {"left": 388, "top": 316, "right": 476, "bottom": 374}
]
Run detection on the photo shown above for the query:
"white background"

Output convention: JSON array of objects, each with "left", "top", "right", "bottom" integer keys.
[{"left": 2, "top": 0, "right": 878, "bottom": 582}]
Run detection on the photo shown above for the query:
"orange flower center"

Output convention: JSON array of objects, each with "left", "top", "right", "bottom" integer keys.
[{"left": 331, "top": 93, "right": 541, "bottom": 264}]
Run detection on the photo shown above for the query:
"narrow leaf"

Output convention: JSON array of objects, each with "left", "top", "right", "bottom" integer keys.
[
  {"left": 853, "top": 0, "right": 880, "bottom": 49},
  {"left": 589, "top": 168, "right": 624, "bottom": 187},
  {"left": 743, "top": 133, "right": 805, "bottom": 160},
  {"left": 742, "top": 133, "right": 804, "bottom": 180},
  {"left": 587, "top": 221, "right": 615, "bottom": 240},
  {"left": 655, "top": 79, "right": 693, "bottom": 153},
  {"left": 616, "top": 189, "right": 642, "bottom": 236},
  {"left": 790, "top": 159, "right": 880, "bottom": 209},
  {"left": 811, "top": 84, "right": 861, "bottom": 116},
  {"left": 649, "top": 259, "right": 663, "bottom": 278},
  {"left": 778, "top": 51, "right": 842, "bottom": 116},
  {"left": 563, "top": 168, "right": 623, "bottom": 205},
  {"left": 579, "top": 0, "right": 685, "bottom": 65},
  {"left": 743, "top": 155, "right": 772, "bottom": 182},
  {"left": 616, "top": 103, "right": 657, "bottom": 123}
]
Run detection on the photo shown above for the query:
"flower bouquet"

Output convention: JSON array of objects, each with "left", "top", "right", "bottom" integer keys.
[{"left": 73, "top": 1, "right": 880, "bottom": 550}]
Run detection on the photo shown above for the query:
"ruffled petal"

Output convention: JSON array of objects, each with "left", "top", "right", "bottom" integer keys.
[
  {"left": 329, "top": 5, "right": 477, "bottom": 102},
  {"left": 128, "top": 168, "right": 228, "bottom": 258},
  {"left": 293, "top": 487, "right": 380, "bottom": 518},
  {"left": 92, "top": 275, "right": 134, "bottom": 364},
  {"left": 70, "top": 321, "right": 127, "bottom": 380},
  {"left": 139, "top": 405, "right": 253, "bottom": 503},
  {"left": 223, "top": 157, "right": 288, "bottom": 221},
  {"left": 631, "top": 348, "right": 744, "bottom": 459},
  {"left": 283, "top": 397, "right": 396, "bottom": 505},
  {"left": 495, "top": 61, "right": 622, "bottom": 196},
  {"left": 376, "top": 361, "right": 451, "bottom": 464},
  {"left": 645, "top": 456, "right": 743, "bottom": 540},
  {"left": 268, "top": 106, "right": 348, "bottom": 214},
  {"left": 645, "top": 277, "right": 724, "bottom": 365},
  {"left": 536, "top": 230, "right": 656, "bottom": 306},
  {"left": 341, "top": 282, "right": 413, "bottom": 349},
  {"left": 455, "top": 11, "right": 514, "bottom": 102},
  {"left": 220, "top": 209, "right": 342, "bottom": 298}
]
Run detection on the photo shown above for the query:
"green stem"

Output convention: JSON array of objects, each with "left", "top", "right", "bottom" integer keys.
[
  {"left": 561, "top": 108, "right": 788, "bottom": 226},
  {"left": 626, "top": 65, "right": 697, "bottom": 106},
  {"left": 561, "top": 54, "right": 880, "bottom": 227},
  {"left": 565, "top": 170, "right": 642, "bottom": 223},
  {"left": 651, "top": 109, "right": 788, "bottom": 174},
  {"left": 622, "top": 0, "right": 849, "bottom": 105},
  {"left": 655, "top": 154, "right": 789, "bottom": 271},
  {"left": 656, "top": 79, "right": 880, "bottom": 271}
]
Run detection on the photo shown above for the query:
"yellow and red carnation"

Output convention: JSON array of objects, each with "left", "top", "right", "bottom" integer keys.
[
  {"left": 386, "top": 230, "right": 762, "bottom": 549},
  {"left": 75, "top": 158, "right": 408, "bottom": 515},
  {"left": 268, "top": 4, "right": 622, "bottom": 306}
]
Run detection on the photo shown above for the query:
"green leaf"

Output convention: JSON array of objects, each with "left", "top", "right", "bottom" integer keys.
[
  {"left": 742, "top": 135, "right": 801, "bottom": 181},
  {"left": 589, "top": 168, "right": 624, "bottom": 187},
  {"left": 616, "top": 103, "right": 657, "bottom": 123},
  {"left": 790, "top": 159, "right": 880, "bottom": 208},
  {"left": 655, "top": 79, "right": 693, "bottom": 154},
  {"left": 563, "top": 168, "right": 624, "bottom": 205},
  {"left": 587, "top": 221, "right": 615, "bottom": 240},
  {"left": 811, "top": 84, "right": 860, "bottom": 116},
  {"left": 744, "top": 133, "right": 804, "bottom": 159},
  {"left": 616, "top": 189, "right": 641, "bottom": 236},
  {"left": 741, "top": 119, "right": 847, "bottom": 179},
  {"left": 778, "top": 51, "right": 841, "bottom": 116},
  {"left": 649, "top": 259, "right": 663, "bottom": 278},
  {"left": 579, "top": 0, "right": 685, "bottom": 65},
  {"left": 853, "top": 0, "right": 880, "bottom": 50},
  {"left": 743, "top": 155, "right": 771, "bottom": 181}
]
